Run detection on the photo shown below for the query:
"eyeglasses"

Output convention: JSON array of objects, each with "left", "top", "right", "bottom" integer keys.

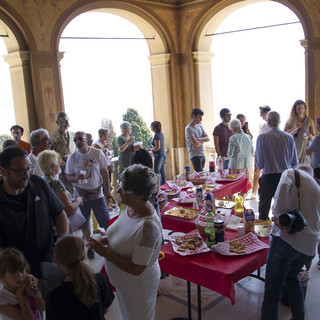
[
  {"left": 7, "top": 166, "right": 31, "bottom": 176},
  {"left": 118, "top": 182, "right": 133, "bottom": 194},
  {"left": 73, "top": 137, "right": 84, "bottom": 142}
]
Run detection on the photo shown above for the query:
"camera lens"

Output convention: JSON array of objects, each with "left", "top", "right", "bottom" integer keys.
[{"left": 279, "top": 213, "right": 296, "bottom": 227}]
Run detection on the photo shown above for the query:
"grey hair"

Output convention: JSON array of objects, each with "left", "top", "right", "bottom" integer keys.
[
  {"left": 29, "top": 128, "right": 49, "bottom": 148},
  {"left": 74, "top": 131, "right": 86, "bottom": 138},
  {"left": 228, "top": 119, "right": 241, "bottom": 132},
  {"left": 267, "top": 111, "right": 280, "bottom": 127},
  {"left": 120, "top": 121, "right": 131, "bottom": 134},
  {"left": 120, "top": 164, "right": 157, "bottom": 201},
  {"left": 296, "top": 164, "right": 314, "bottom": 177}
]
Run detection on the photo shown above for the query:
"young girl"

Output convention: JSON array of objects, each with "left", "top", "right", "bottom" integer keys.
[
  {"left": 46, "top": 235, "right": 114, "bottom": 320},
  {"left": 0, "top": 248, "right": 44, "bottom": 320}
]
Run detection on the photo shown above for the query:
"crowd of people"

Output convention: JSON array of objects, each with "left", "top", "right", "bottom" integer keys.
[
  {"left": 0, "top": 99, "right": 320, "bottom": 319},
  {"left": 0, "top": 112, "right": 166, "bottom": 319}
]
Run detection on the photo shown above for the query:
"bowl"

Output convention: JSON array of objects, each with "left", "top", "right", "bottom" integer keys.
[{"left": 189, "top": 178, "right": 207, "bottom": 185}]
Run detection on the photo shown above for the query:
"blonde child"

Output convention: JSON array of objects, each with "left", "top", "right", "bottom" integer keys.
[
  {"left": 45, "top": 235, "right": 114, "bottom": 320},
  {"left": 0, "top": 248, "right": 44, "bottom": 320}
]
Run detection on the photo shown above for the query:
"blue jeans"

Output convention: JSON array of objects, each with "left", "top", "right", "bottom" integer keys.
[
  {"left": 223, "top": 159, "right": 229, "bottom": 170},
  {"left": 79, "top": 197, "right": 110, "bottom": 229},
  {"left": 261, "top": 235, "right": 313, "bottom": 320},
  {"left": 191, "top": 156, "right": 205, "bottom": 172},
  {"left": 154, "top": 152, "right": 166, "bottom": 185}
]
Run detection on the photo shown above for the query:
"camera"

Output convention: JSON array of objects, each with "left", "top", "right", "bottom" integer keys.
[{"left": 279, "top": 209, "right": 308, "bottom": 234}]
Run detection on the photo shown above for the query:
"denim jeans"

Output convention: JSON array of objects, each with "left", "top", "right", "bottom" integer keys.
[
  {"left": 79, "top": 197, "right": 110, "bottom": 229},
  {"left": 191, "top": 156, "right": 205, "bottom": 172},
  {"left": 261, "top": 235, "right": 313, "bottom": 320},
  {"left": 154, "top": 152, "right": 166, "bottom": 185}
]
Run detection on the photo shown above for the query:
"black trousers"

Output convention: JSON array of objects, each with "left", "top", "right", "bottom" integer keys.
[{"left": 258, "top": 173, "right": 282, "bottom": 220}]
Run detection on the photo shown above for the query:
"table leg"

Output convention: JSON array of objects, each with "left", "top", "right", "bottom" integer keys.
[
  {"left": 249, "top": 267, "right": 265, "bottom": 282},
  {"left": 197, "top": 285, "right": 202, "bottom": 320},
  {"left": 187, "top": 281, "right": 192, "bottom": 319}
]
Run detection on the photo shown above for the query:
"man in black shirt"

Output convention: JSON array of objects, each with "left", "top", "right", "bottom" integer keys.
[{"left": 0, "top": 146, "right": 69, "bottom": 278}]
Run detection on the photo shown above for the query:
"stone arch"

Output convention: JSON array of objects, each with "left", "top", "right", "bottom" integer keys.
[
  {"left": 50, "top": 1, "right": 175, "bottom": 176},
  {"left": 0, "top": 9, "right": 35, "bottom": 139},
  {"left": 190, "top": 0, "right": 314, "bottom": 130}
]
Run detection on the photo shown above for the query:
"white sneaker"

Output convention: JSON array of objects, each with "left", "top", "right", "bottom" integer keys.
[{"left": 246, "top": 192, "right": 257, "bottom": 200}]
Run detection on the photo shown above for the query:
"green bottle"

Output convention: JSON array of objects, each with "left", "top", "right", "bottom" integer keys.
[{"left": 205, "top": 209, "right": 216, "bottom": 248}]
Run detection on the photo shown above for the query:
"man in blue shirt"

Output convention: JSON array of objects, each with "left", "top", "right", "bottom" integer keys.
[{"left": 255, "top": 111, "right": 298, "bottom": 220}]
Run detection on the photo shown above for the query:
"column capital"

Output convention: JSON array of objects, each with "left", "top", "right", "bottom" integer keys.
[
  {"left": 148, "top": 53, "right": 171, "bottom": 66},
  {"left": 3, "top": 51, "right": 30, "bottom": 68},
  {"left": 192, "top": 51, "right": 214, "bottom": 63}
]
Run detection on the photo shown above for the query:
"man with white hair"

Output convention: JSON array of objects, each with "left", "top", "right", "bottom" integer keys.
[
  {"left": 28, "top": 128, "right": 52, "bottom": 176},
  {"left": 255, "top": 111, "right": 298, "bottom": 220}
]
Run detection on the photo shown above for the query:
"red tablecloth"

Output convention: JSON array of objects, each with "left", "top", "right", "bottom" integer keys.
[
  {"left": 160, "top": 177, "right": 251, "bottom": 233},
  {"left": 159, "top": 229, "right": 269, "bottom": 304}
]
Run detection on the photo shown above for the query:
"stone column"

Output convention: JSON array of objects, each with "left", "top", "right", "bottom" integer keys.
[
  {"left": 29, "top": 51, "right": 65, "bottom": 133},
  {"left": 192, "top": 51, "right": 215, "bottom": 169},
  {"left": 3, "top": 51, "right": 36, "bottom": 139},
  {"left": 149, "top": 53, "right": 177, "bottom": 178}
]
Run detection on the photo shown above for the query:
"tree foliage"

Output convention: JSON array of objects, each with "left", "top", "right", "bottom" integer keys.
[
  {"left": 0, "top": 134, "right": 11, "bottom": 151},
  {"left": 123, "top": 108, "right": 152, "bottom": 149}
]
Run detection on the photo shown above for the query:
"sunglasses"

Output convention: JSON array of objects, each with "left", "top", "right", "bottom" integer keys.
[{"left": 73, "top": 137, "right": 85, "bottom": 142}]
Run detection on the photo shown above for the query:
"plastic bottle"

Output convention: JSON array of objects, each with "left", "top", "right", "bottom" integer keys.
[
  {"left": 204, "top": 193, "right": 212, "bottom": 212},
  {"left": 209, "top": 154, "right": 215, "bottom": 172},
  {"left": 234, "top": 193, "right": 244, "bottom": 220},
  {"left": 244, "top": 209, "right": 255, "bottom": 234},
  {"left": 205, "top": 210, "right": 216, "bottom": 248},
  {"left": 216, "top": 156, "right": 224, "bottom": 174}
]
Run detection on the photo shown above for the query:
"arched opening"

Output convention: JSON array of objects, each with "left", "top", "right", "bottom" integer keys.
[
  {"left": 0, "top": 11, "right": 35, "bottom": 139},
  {"left": 193, "top": 0, "right": 308, "bottom": 142},
  {"left": 55, "top": 5, "right": 175, "bottom": 177}
]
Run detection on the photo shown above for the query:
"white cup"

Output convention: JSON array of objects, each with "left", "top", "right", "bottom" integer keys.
[{"left": 193, "top": 200, "right": 199, "bottom": 210}]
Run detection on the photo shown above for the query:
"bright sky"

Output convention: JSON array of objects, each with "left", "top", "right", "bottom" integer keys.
[
  {"left": 59, "top": 13, "right": 154, "bottom": 140},
  {"left": 211, "top": 2, "right": 305, "bottom": 142},
  {"left": 0, "top": 2, "right": 305, "bottom": 142}
]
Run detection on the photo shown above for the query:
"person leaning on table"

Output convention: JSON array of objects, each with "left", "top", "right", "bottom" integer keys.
[
  {"left": 261, "top": 164, "right": 320, "bottom": 320},
  {"left": 88, "top": 164, "right": 162, "bottom": 320}
]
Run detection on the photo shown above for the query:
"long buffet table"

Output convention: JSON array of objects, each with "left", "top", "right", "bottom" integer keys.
[
  {"left": 160, "top": 176, "right": 251, "bottom": 233},
  {"left": 159, "top": 229, "right": 269, "bottom": 319}
]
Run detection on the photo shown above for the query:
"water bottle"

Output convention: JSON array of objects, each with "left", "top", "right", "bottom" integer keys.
[
  {"left": 205, "top": 210, "right": 216, "bottom": 248},
  {"left": 216, "top": 156, "right": 223, "bottom": 174}
]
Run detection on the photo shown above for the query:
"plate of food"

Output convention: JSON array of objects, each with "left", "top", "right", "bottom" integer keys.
[
  {"left": 172, "top": 191, "right": 197, "bottom": 204},
  {"left": 164, "top": 187, "right": 181, "bottom": 199},
  {"left": 164, "top": 206, "right": 201, "bottom": 219},
  {"left": 171, "top": 232, "right": 210, "bottom": 256},
  {"left": 255, "top": 220, "right": 273, "bottom": 238},
  {"left": 167, "top": 180, "right": 194, "bottom": 189},
  {"left": 216, "top": 173, "right": 243, "bottom": 182},
  {"left": 211, "top": 232, "right": 269, "bottom": 256},
  {"left": 187, "top": 184, "right": 218, "bottom": 193}
]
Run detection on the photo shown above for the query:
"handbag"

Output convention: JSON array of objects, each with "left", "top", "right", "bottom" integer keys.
[{"left": 68, "top": 202, "right": 86, "bottom": 233}]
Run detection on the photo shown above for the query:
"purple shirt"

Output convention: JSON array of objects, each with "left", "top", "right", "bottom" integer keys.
[
  {"left": 255, "top": 127, "right": 298, "bottom": 175},
  {"left": 213, "top": 123, "right": 233, "bottom": 157}
]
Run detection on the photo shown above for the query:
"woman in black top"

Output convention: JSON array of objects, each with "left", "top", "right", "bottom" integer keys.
[
  {"left": 149, "top": 121, "right": 166, "bottom": 185},
  {"left": 46, "top": 235, "right": 114, "bottom": 320}
]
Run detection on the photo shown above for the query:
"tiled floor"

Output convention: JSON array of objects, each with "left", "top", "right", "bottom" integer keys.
[{"left": 89, "top": 198, "right": 320, "bottom": 320}]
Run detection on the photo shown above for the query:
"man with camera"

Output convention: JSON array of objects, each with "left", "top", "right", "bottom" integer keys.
[{"left": 261, "top": 164, "right": 320, "bottom": 320}]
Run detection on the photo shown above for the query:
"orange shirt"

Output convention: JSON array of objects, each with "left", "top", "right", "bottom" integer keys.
[{"left": 18, "top": 140, "right": 31, "bottom": 153}]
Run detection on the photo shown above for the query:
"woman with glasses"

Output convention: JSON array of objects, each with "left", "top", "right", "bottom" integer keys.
[
  {"left": 284, "top": 100, "right": 315, "bottom": 164},
  {"left": 89, "top": 164, "right": 162, "bottom": 320}
]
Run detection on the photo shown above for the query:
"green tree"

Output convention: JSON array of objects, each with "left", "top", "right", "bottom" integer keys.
[
  {"left": 123, "top": 108, "right": 152, "bottom": 149},
  {"left": 0, "top": 134, "right": 11, "bottom": 151}
]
